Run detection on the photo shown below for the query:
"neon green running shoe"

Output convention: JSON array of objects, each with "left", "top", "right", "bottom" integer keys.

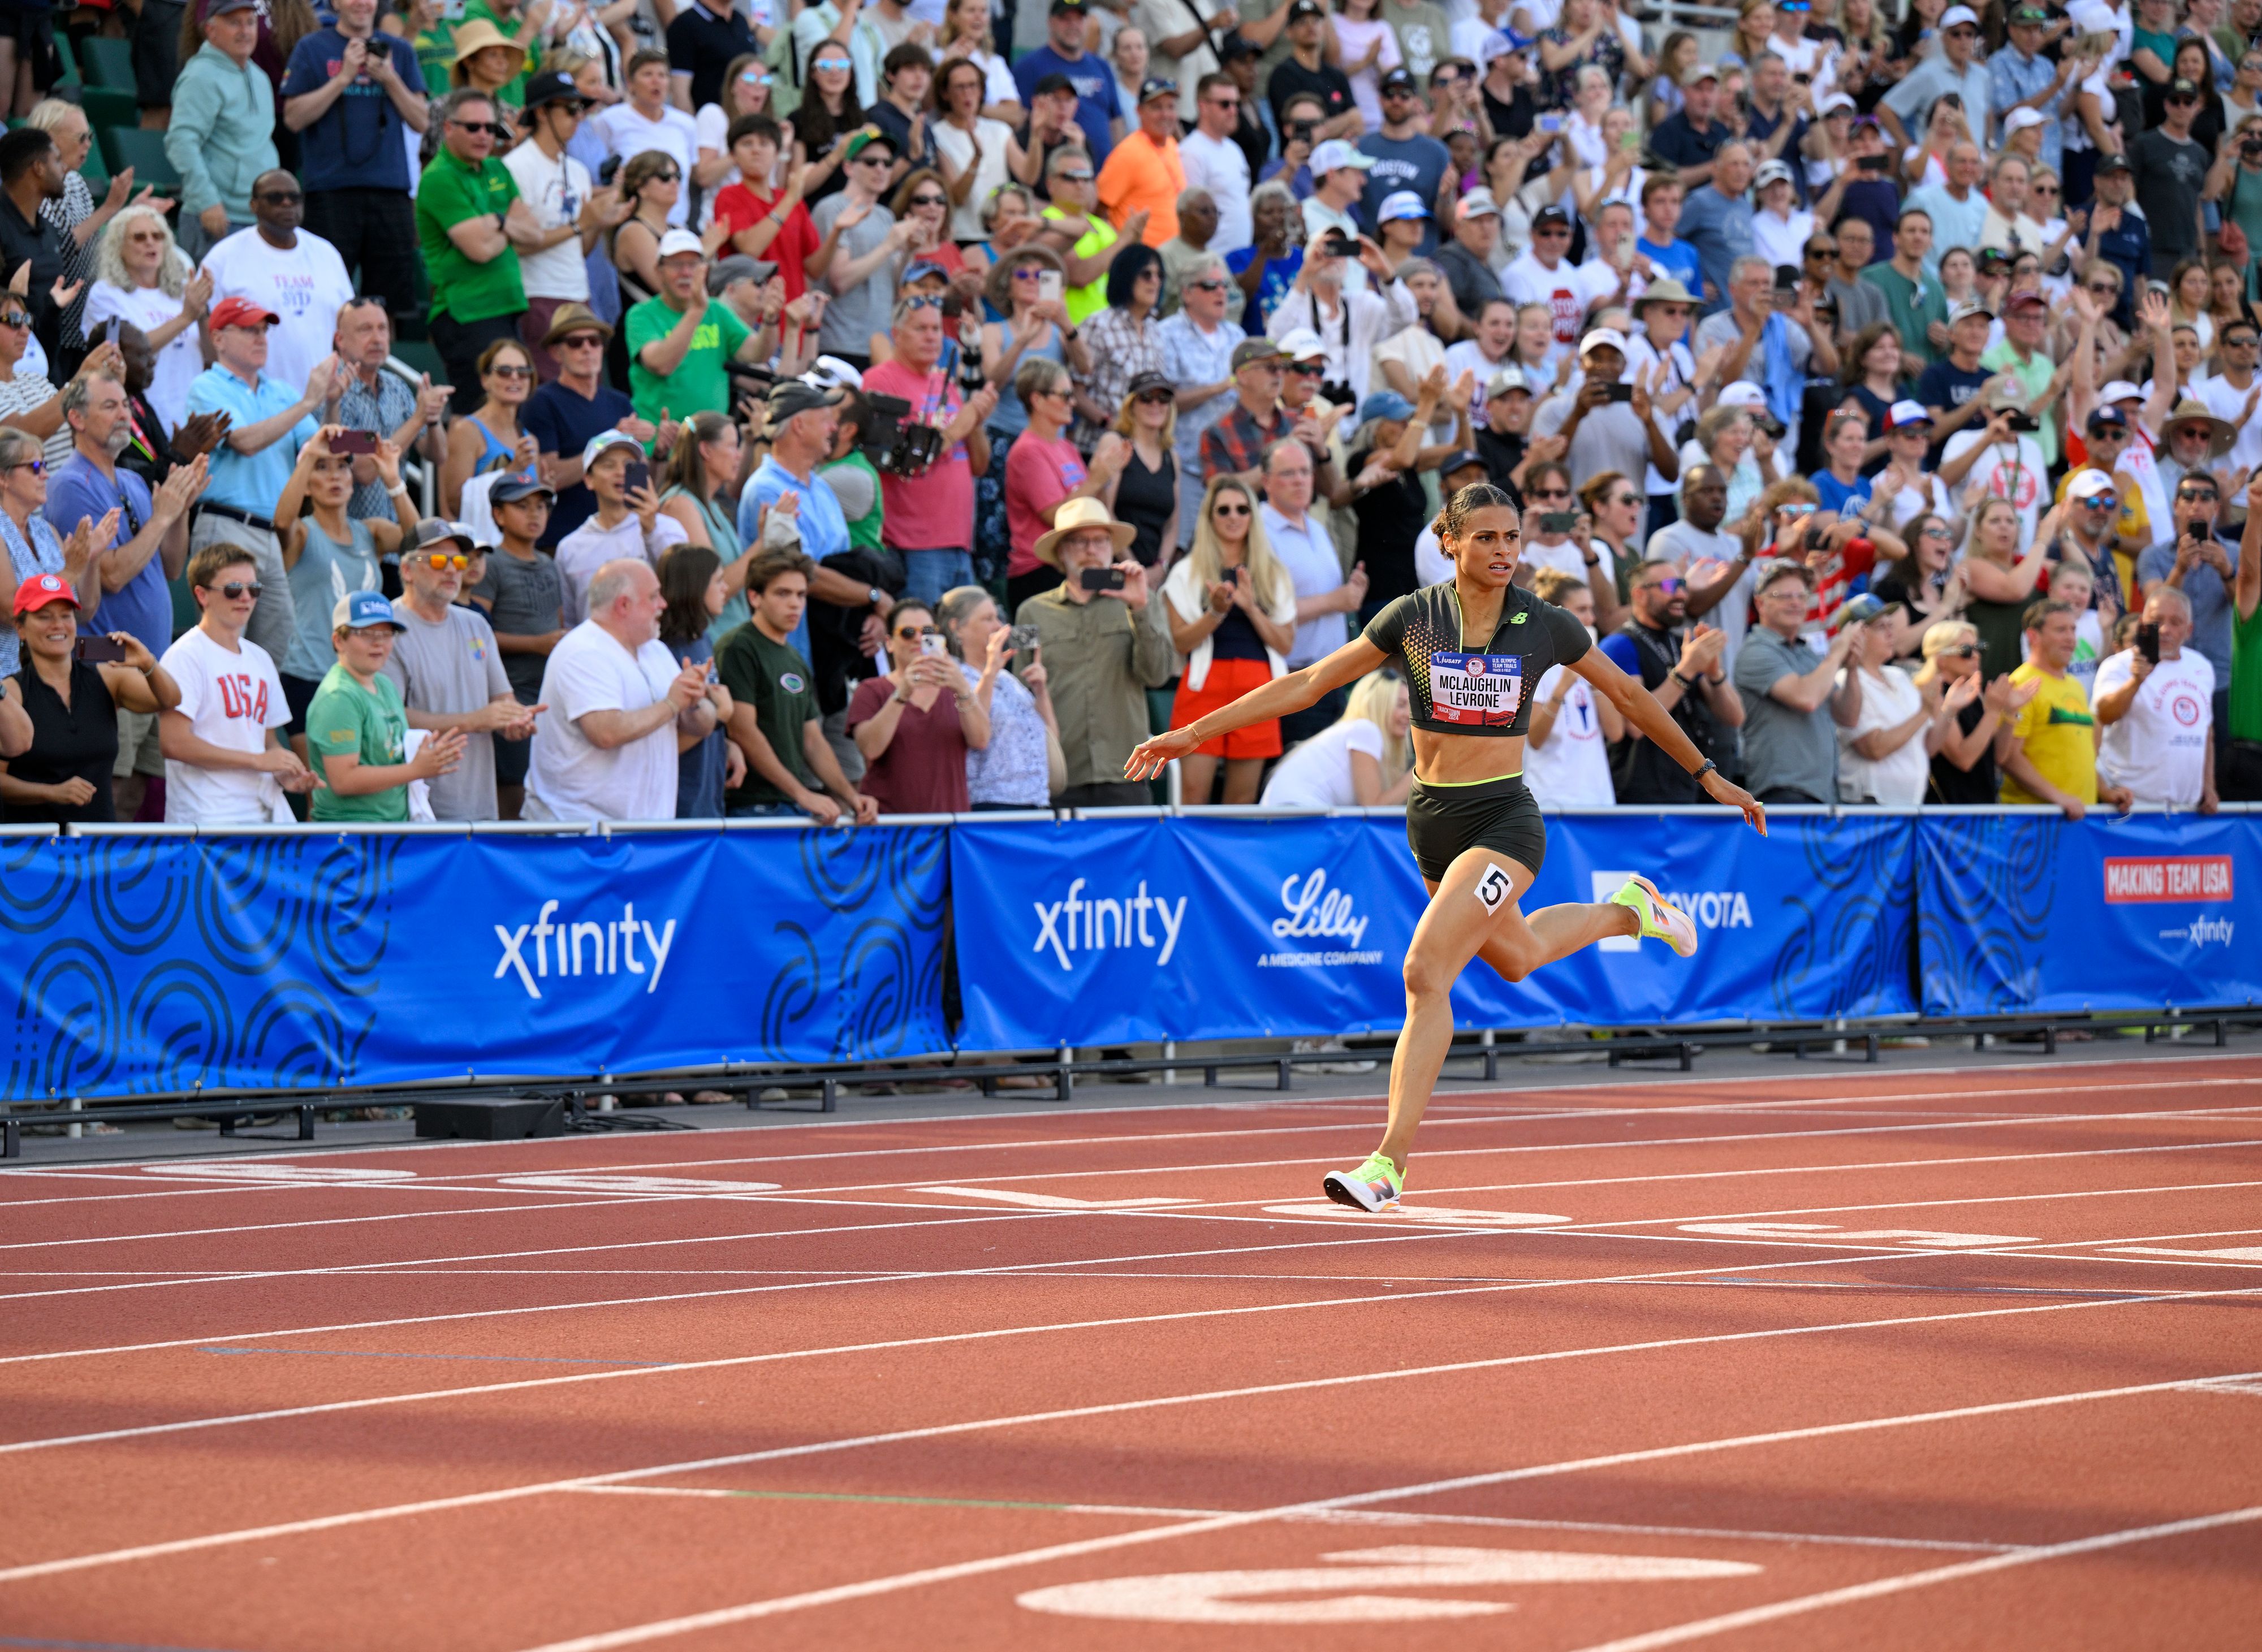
[
  {"left": 1322, "top": 1152, "right": 1404, "bottom": 1213},
  {"left": 1610, "top": 873, "right": 1698, "bottom": 958}
]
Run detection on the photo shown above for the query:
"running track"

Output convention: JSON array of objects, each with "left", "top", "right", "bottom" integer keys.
[{"left": 5, "top": 1055, "right": 2261, "bottom": 1650}]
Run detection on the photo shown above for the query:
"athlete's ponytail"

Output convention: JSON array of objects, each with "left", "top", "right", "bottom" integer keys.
[{"left": 1432, "top": 482, "right": 1519, "bottom": 543}]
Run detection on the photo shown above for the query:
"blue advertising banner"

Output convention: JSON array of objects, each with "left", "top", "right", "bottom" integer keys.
[
  {"left": 0, "top": 827, "right": 948, "bottom": 1100},
  {"left": 949, "top": 811, "right": 1918, "bottom": 1051},
  {"left": 1916, "top": 812, "right": 2262, "bottom": 1016}
]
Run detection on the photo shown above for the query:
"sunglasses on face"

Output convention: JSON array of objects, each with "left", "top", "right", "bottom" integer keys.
[
  {"left": 908, "top": 193, "right": 946, "bottom": 208},
  {"left": 1536, "top": 226, "right": 1570, "bottom": 238},
  {"left": 557, "top": 334, "right": 603, "bottom": 349},
  {"left": 207, "top": 581, "right": 263, "bottom": 599},
  {"left": 2179, "top": 489, "right": 2220, "bottom": 503},
  {"left": 1189, "top": 278, "right": 1228, "bottom": 291},
  {"left": 1529, "top": 487, "right": 1569, "bottom": 500},
  {"left": 812, "top": 56, "right": 851, "bottom": 71},
  {"left": 1643, "top": 576, "right": 1683, "bottom": 594},
  {"left": 1920, "top": 526, "right": 1952, "bottom": 538},
  {"left": 2085, "top": 280, "right": 2119, "bottom": 294},
  {"left": 1805, "top": 245, "right": 1835, "bottom": 259},
  {"left": 256, "top": 188, "right": 303, "bottom": 204},
  {"left": 1134, "top": 389, "right": 1172, "bottom": 405},
  {"left": 1288, "top": 362, "right": 1324, "bottom": 376},
  {"left": 1012, "top": 266, "right": 1046, "bottom": 282},
  {"left": 422, "top": 553, "right": 470, "bottom": 570},
  {"left": 2, "top": 457, "right": 43, "bottom": 474},
  {"left": 1056, "top": 167, "right": 1094, "bottom": 181},
  {"left": 1214, "top": 499, "right": 1251, "bottom": 516},
  {"left": 1944, "top": 643, "right": 1979, "bottom": 658},
  {"left": 489, "top": 363, "right": 533, "bottom": 379},
  {"left": 2080, "top": 492, "right": 2118, "bottom": 508}
]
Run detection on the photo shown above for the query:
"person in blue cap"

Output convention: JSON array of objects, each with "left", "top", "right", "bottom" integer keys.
[{"left": 305, "top": 589, "right": 467, "bottom": 823}]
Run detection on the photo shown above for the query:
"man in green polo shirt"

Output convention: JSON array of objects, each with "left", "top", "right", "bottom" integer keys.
[
  {"left": 625, "top": 229, "right": 768, "bottom": 428},
  {"left": 1860, "top": 206, "right": 1951, "bottom": 373},
  {"left": 307, "top": 591, "right": 468, "bottom": 822},
  {"left": 417, "top": 87, "right": 543, "bottom": 412}
]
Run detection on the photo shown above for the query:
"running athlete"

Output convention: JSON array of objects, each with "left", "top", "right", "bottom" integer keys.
[{"left": 1126, "top": 483, "right": 1767, "bottom": 1213}]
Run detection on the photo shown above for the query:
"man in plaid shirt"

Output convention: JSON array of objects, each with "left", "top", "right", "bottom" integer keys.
[{"left": 1198, "top": 336, "right": 1291, "bottom": 486}]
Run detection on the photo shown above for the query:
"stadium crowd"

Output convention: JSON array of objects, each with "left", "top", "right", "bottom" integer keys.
[{"left": 0, "top": 0, "right": 2259, "bottom": 825}]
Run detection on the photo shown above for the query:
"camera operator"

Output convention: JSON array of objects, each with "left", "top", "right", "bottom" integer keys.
[{"left": 866, "top": 293, "right": 1000, "bottom": 606}]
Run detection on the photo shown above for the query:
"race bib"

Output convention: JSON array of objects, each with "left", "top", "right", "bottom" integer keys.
[{"left": 1429, "top": 652, "right": 1525, "bottom": 726}]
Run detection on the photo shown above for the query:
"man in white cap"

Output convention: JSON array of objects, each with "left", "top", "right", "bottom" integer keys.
[
  {"left": 555, "top": 430, "right": 689, "bottom": 626},
  {"left": 1650, "top": 60, "right": 1732, "bottom": 192},
  {"left": 1434, "top": 189, "right": 1506, "bottom": 322},
  {"left": 1302, "top": 139, "right": 1376, "bottom": 293},
  {"left": 1991, "top": 5, "right": 2074, "bottom": 174},
  {"left": 1533, "top": 327, "right": 1676, "bottom": 497},
  {"left": 627, "top": 228, "right": 767, "bottom": 429},
  {"left": 1879, "top": 5, "right": 1992, "bottom": 154}
]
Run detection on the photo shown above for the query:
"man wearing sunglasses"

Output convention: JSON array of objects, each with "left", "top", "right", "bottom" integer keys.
[
  {"left": 279, "top": 0, "right": 429, "bottom": 318},
  {"left": 418, "top": 87, "right": 546, "bottom": 414},
  {"left": 197, "top": 168, "right": 356, "bottom": 399},
  {"left": 381, "top": 520, "right": 539, "bottom": 821},
  {"left": 505, "top": 71, "right": 628, "bottom": 375},
  {"left": 1600, "top": 559, "right": 1742, "bottom": 803},
  {"left": 1180, "top": 71, "right": 1253, "bottom": 255},
  {"left": 157, "top": 541, "right": 316, "bottom": 825},
  {"left": 2129, "top": 77, "right": 2211, "bottom": 278},
  {"left": 811, "top": 129, "right": 910, "bottom": 369}
]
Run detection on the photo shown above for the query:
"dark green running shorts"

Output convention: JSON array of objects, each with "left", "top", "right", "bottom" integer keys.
[{"left": 1405, "top": 774, "right": 1547, "bottom": 885}]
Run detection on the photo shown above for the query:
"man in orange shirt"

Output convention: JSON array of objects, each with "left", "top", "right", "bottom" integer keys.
[{"left": 1098, "top": 76, "right": 1186, "bottom": 248}]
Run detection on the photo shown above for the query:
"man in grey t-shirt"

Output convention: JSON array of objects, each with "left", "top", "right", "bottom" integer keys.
[
  {"left": 383, "top": 522, "right": 541, "bottom": 819},
  {"left": 1729, "top": 562, "right": 1864, "bottom": 803},
  {"left": 811, "top": 129, "right": 903, "bottom": 364}
]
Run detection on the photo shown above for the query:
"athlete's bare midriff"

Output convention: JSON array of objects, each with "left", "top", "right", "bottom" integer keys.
[{"left": 1410, "top": 726, "right": 1529, "bottom": 786}]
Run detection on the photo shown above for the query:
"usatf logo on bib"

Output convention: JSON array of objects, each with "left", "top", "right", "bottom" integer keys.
[{"left": 1430, "top": 652, "right": 1524, "bottom": 726}]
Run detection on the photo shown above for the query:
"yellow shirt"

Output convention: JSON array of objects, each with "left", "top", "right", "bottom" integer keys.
[
  {"left": 1095, "top": 129, "right": 1184, "bottom": 248},
  {"left": 1039, "top": 205, "right": 1119, "bottom": 325},
  {"left": 2000, "top": 662, "right": 2097, "bottom": 805}
]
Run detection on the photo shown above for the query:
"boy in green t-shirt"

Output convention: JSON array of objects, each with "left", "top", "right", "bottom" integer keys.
[
  {"left": 307, "top": 592, "right": 468, "bottom": 821},
  {"left": 716, "top": 547, "right": 876, "bottom": 821}
]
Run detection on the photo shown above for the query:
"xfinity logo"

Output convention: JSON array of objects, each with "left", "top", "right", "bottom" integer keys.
[
  {"left": 1591, "top": 871, "right": 1752, "bottom": 952},
  {"left": 493, "top": 900, "right": 680, "bottom": 998},
  {"left": 1033, "top": 879, "right": 1189, "bottom": 971},
  {"left": 2163, "top": 917, "right": 2235, "bottom": 949}
]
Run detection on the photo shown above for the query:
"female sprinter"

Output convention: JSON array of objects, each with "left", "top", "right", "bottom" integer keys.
[{"left": 1126, "top": 482, "right": 1768, "bottom": 1213}]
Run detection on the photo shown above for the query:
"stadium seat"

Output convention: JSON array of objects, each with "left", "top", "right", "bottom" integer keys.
[
  {"left": 98, "top": 127, "right": 178, "bottom": 192},
  {"left": 79, "top": 37, "right": 135, "bottom": 90},
  {"left": 390, "top": 339, "right": 446, "bottom": 386},
  {"left": 53, "top": 31, "right": 79, "bottom": 85},
  {"left": 80, "top": 87, "right": 136, "bottom": 131}
]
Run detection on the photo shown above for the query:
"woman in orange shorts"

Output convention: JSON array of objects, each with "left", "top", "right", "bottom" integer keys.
[{"left": 1160, "top": 475, "right": 1301, "bottom": 803}]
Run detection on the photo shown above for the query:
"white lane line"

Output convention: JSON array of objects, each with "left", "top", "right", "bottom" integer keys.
[
  {"left": 1565, "top": 1504, "right": 2262, "bottom": 1652},
  {"left": 0, "top": 1229, "right": 2248, "bottom": 1463},
  {"left": 7, "top": 1105, "right": 2252, "bottom": 1283},
  {"left": 561, "top": 1487, "right": 2025, "bottom": 1555},
  {"left": 499, "top": 1370, "right": 2262, "bottom": 1651},
  {"left": 3, "top": 1295, "right": 2255, "bottom": 1590}
]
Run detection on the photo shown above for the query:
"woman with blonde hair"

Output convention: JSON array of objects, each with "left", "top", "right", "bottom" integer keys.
[
  {"left": 1720, "top": 0, "right": 1776, "bottom": 68},
  {"left": 1110, "top": 370, "right": 1177, "bottom": 569},
  {"left": 439, "top": 337, "right": 541, "bottom": 517},
  {"left": 85, "top": 205, "right": 212, "bottom": 438},
  {"left": 1958, "top": 493, "right": 2053, "bottom": 681},
  {"left": 1691, "top": 403, "right": 1764, "bottom": 530},
  {"left": 1260, "top": 667, "right": 1414, "bottom": 806},
  {"left": 937, "top": 0, "right": 1024, "bottom": 125},
  {"left": 1913, "top": 617, "right": 2027, "bottom": 803},
  {"left": 698, "top": 54, "right": 780, "bottom": 194},
  {"left": 1161, "top": 474, "right": 1297, "bottom": 803}
]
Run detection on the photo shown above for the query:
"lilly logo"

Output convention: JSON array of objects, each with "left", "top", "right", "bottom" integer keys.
[{"left": 1272, "top": 870, "right": 1369, "bottom": 949}]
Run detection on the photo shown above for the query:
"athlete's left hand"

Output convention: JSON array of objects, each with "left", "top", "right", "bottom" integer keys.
[{"left": 1701, "top": 767, "right": 1766, "bottom": 836}]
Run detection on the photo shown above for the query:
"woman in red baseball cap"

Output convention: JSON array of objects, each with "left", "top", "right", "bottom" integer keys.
[{"left": 0, "top": 573, "right": 179, "bottom": 823}]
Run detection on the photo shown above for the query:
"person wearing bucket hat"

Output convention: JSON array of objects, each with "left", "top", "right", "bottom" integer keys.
[
  {"left": 1015, "top": 496, "right": 1175, "bottom": 807},
  {"left": 524, "top": 302, "right": 651, "bottom": 551},
  {"left": 167, "top": 0, "right": 281, "bottom": 258},
  {"left": 1128, "top": 473, "right": 1764, "bottom": 1217},
  {"left": 0, "top": 572, "right": 176, "bottom": 824}
]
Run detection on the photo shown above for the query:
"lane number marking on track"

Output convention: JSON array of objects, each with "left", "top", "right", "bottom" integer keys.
[
  {"left": 1017, "top": 1545, "right": 1760, "bottom": 1624},
  {"left": 494, "top": 1173, "right": 783, "bottom": 1197},
  {"left": 1675, "top": 1221, "right": 2036, "bottom": 1249},
  {"left": 914, "top": 1186, "right": 1199, "bottom": 1210},
  {"left": 136, "top": 1164, "right": 420, "bottom": 1184},
  {"left": 1263, "top": 1203, "right": 1569, "bottom": 1227}
]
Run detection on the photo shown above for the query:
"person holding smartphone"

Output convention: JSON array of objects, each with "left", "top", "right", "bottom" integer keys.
[
  {"left": 845, "top": 595, "right": 991, "bottom": 813},
  {"left": 0, "top": 572, "right": 180, "bottom": 823}
]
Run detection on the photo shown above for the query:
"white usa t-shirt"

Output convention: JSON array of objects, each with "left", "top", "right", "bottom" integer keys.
[
  {"left": 1524, "top": 661, "right": 1615, "bottom": 806},
  {"left": 198, "top": 227, "right": 355, "bottom": 395},
  {"left": 524, "top": 621, "right": 684, "bottom": 823},
  {"left": 2094, "top": 647, "right": 2216, "bottom": 807},
  {"left": 159, "top": 625, "right": 294, "bottom": 825}
]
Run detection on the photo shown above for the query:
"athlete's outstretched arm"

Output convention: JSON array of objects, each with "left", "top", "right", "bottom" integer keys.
[
  {"left": 1126, "top": 636, "right": 1389, "bottom": 780},
  {"left": 1571, "top": 645, "right": 1768, "bottom": 835}
]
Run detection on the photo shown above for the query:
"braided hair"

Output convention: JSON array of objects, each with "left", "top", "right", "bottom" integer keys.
[{"left": 1432, "top": 482, "right": 1519, "bottom": 543}]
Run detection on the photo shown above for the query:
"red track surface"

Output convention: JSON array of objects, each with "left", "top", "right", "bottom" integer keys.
[{"left": 5, "top": 1056, "right": 2262, "bottom": 1650}]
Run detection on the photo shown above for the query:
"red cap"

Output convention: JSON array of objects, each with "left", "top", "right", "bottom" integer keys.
[
  {"left": 210, "top": 295, "right": 281, "bottom": 331},
  {"left": 11, "top": 572, "right": 78, "bottom": 617}
]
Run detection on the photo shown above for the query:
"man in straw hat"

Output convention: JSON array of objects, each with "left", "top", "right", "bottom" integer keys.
[
  {"left": 524, "top": 302, "right": 657, "bottom": 550},
  {"left": 1014, "top": 497, "right": 1175, "bottom": 807}
]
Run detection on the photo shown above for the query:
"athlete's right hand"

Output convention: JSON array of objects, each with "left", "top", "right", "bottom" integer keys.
[
  {"left": 1125, "top": 726, "right": 1203, "bottom": 782},
  {"left": 1700, "top": 766, "right": 1766, "bottom": 837}
]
